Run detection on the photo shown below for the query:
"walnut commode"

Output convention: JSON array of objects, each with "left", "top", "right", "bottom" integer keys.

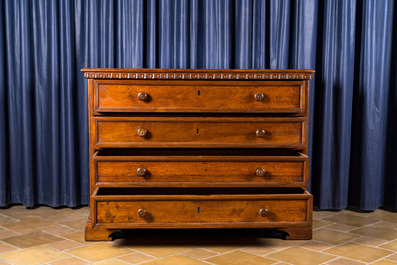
[{"left": 82, "top": 69, "right": 314, "bottom": 241}]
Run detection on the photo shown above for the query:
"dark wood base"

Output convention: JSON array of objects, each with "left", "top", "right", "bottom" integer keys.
[
  {"left": 279, "top": 227, "right": 312, "bottom": 240},
  {"left": 84, "top": 224, "right": 312, "bottom": 241}
]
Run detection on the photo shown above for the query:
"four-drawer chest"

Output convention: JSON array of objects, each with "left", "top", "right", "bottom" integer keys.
[{"left": 82, "top": 68, "right": 315, "bottom": 241}]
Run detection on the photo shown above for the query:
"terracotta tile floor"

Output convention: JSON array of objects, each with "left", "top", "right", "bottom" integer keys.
[{"left": 0, "top": 206, "right": 396, "bottom": 264}]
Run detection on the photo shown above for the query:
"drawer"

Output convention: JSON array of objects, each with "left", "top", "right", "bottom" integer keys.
[
  {"left": 93, "top": 150, "right": 309, "bottom": 187},
  {"left": 92, "top": 188, "right": 312, "bottom": 228},
  {"left": 93, "top": 80, "right": 306, "bottom": 114},
  {"left": 92, "top": 187, "right": 312, "bottom": 228},
  {"left": 95, "top": 117, "right": 305, "bottom": 148}
]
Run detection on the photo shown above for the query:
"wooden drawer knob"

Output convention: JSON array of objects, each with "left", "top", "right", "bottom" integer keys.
[
  {"left": 137, "top": 209, "right": 147, "bottom": 218},
  {"left": 138, "top": 92, "right": 148, "bottom": 101},
  {"left": 256, "top": 168, "right": 266, "bottom": 177},
  {"left": 259, "top": 208, "right": 268, "bottom": 217},
  {"left": 255, "top": 93, "right": 264, "bottom": 101},
  {"left": 256, "top": 129, "right": 266, "bottom": 138},
  {"left": 137, "top": 168, "right": 147, "bottom": 176},
  {"left": 137, "top": 129, "right": 147, "bottom": 137}
]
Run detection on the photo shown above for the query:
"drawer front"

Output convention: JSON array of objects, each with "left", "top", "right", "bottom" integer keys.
[
  {"left": 94, "top": 194, "right": 312, "bottom": 227},
  {"left": 94, "top": 155, "right": 309, "bottom": 187},
  {"left": 94, "top": 80, "right": 305, "bottom": 114},
  {"left": 95, "top": 117, "right": 305, "bottom": 148}
]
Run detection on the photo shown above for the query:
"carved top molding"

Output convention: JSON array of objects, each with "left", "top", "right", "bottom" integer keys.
[{"left": 81, "top": 68, "right": 314, "bottom": 80}]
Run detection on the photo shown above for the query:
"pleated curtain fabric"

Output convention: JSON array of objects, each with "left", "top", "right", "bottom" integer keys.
[{"left": 0, "top": 0, "right": 396, "bottom": 210}]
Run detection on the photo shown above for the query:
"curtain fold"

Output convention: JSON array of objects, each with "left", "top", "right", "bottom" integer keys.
[
  {"left": 311, "top": 0, "right": 356, "bottom": 209},
  {"left": 0, "top": 0, "right": 396, "bottom": 210}
]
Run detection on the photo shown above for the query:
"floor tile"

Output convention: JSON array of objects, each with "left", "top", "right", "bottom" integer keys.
[
  {"left": 387, "top": 253, "right": 397, "bottom": 262},
  {"left": 54, "top": 207, "right": 90, "bottom": 219},
  {"left": 66, "top": 242, "right": 133, "bottom": 262},
  {"left": 58, "top": 217, "right": 87, "bottom": 230},
  {"left": 62, "top": 230, "right": 94, "bottom": 244},
  {"left": 49, "top": 257, "right": 89, "bottom": 265},
  {"left": 326, "top": 258, "right": 366, "bottom": 264},
  {"left": 371, "top": 211, "right": 397, "bottom": 223},
  {"left": 324, "top": 213, "right": 378, "bottom": 227},
  {"left": 325, "top": 243, "right": 393, "bottom": 263},
  {"left": 44, "top": 213, "right": 77, "bottom": 223},
  {"left": 117, "top": 252, "right": 155, "bottom": 264},
  {"left": 0, "top": 206, "right": 30, "bottom": 219},
  {"left": 43, "top": 224, "right": 77, "bottom": 235},
  {"left": 254, "top": 238, "right": 307, "bottom": 250},
  {"left": 379, "top": 240, "right": 397, "bottom": 252},
  {"left": 1, "top": 217, "right": 56, "bottom": 234},
  {"left": 372, "top": 220, "right": 397, "bottom": 230},
  {"left": 142, "top": 254, "right": 209, "bottom": 265},
  {"left": 241, "top": 246, "right": 278, "bottom": 256},
  {"left": 0, "top": 228, "right": 19, "bottom": 240},
  {"left": 313, "top": 210, "right": 340, "bottom": 219},
  {"left": 325, "top": 223, "right": 357, "bottom": 232},
  {"left": 0, "top": 245, "right": 70, "bottom": 265},
  {"left": 200, "top": 245, "right": 248, "bottom": 254},
  {"left": 298, "top": 240, "right": 334, "bottom": 251},
  {"left": 267, "top": 246, "right": 336, "bottom": 265},
  {"left": 93, "top": 259, "right": 131, "bottom": 265},
  {"left": 313, "top": 219, "right": 334, "bottom": 229},
  {"left": 0, "top": 215, "right": 19, "bottom": 225},
  {"left": 47, "top": 239, "right": 84, "bottom": 251},
  {"left": 352, "top": 236, "right": 388, "bottom": 246},
  {"left": 344, "top": 209, "right": 379, "bottom": 217},
  {"left": 182, "top": 248, "right": 219, "bottom": 259},
  {"left": 350, "top": 226, "right": 397, "bottom": 241},
  {"left": 371, "top": 260, "right": 397, "bottom": 265},
  {"left": 129, "top": 245, "right": 194, "bottom": 257},
  {"left": 2, "top": 231, "right": 63, "bottom": 248},
  {"left": 0, "top": 243, "right": 18, "bottom": 254},
  {"left": 313, "top": 228, "right": 359, "bottom": 245},
  {"left": 206, "top": 250, "right": 276, "bottom": 265}
]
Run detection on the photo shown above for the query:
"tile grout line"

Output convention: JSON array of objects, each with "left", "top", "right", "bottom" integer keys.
[
  {"left": 316, "top": 232, "right": 395, "bottom": 264},
  {"left": 0, "top": 225, "right": 23, "bottom": 236}
]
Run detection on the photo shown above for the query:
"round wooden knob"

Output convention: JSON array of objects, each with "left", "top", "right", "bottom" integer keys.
[
  {"left": 137, "top": 129, "right": 147, "bottom": 137},
  {"left": 259, "top": 208, "right": 268, "bottom": 217},
  {"left": 138, "top": 92, "right": 148, "bottom": 101},
  {"left": 255, "top": 93, "right": 264, "bottom": 101},
  {"left": 137, "top": 209, "right": 147, "bottom": 218},
  {"left": 256, "top": 168, "right": 266, "bottom": 177},
  {"left": 256, "top": 129, "right": 266, "bottom": 138},
  {"left": 137, "top": 168, "right": 147, "bottom": 176}
]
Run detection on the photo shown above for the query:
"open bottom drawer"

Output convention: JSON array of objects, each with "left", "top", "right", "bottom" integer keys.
[{"left": 91, "top": 187, "right": 312, "bottom": 229}]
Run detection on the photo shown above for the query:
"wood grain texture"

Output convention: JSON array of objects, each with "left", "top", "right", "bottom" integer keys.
[
  {"left": 94, "top": 154, "right": 308, "bottom": 187},
  {"left": 95, "top": 117, "right": 305, "bottom": 148},
  {"left": 94, "top": 192, "right": 311, "bottom": 227},
  {"left": 93, "top": 80, "right": 304, "bottom": 114}
]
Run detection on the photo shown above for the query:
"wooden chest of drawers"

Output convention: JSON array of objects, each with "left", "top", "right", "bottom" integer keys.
[{"left": 82, "top": 69, "right": 314, "bottom": 241}]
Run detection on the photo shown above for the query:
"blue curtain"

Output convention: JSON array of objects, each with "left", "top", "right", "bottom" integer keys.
[{"left": 0, "top": 0, "right": 396, "bottom": 210}]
